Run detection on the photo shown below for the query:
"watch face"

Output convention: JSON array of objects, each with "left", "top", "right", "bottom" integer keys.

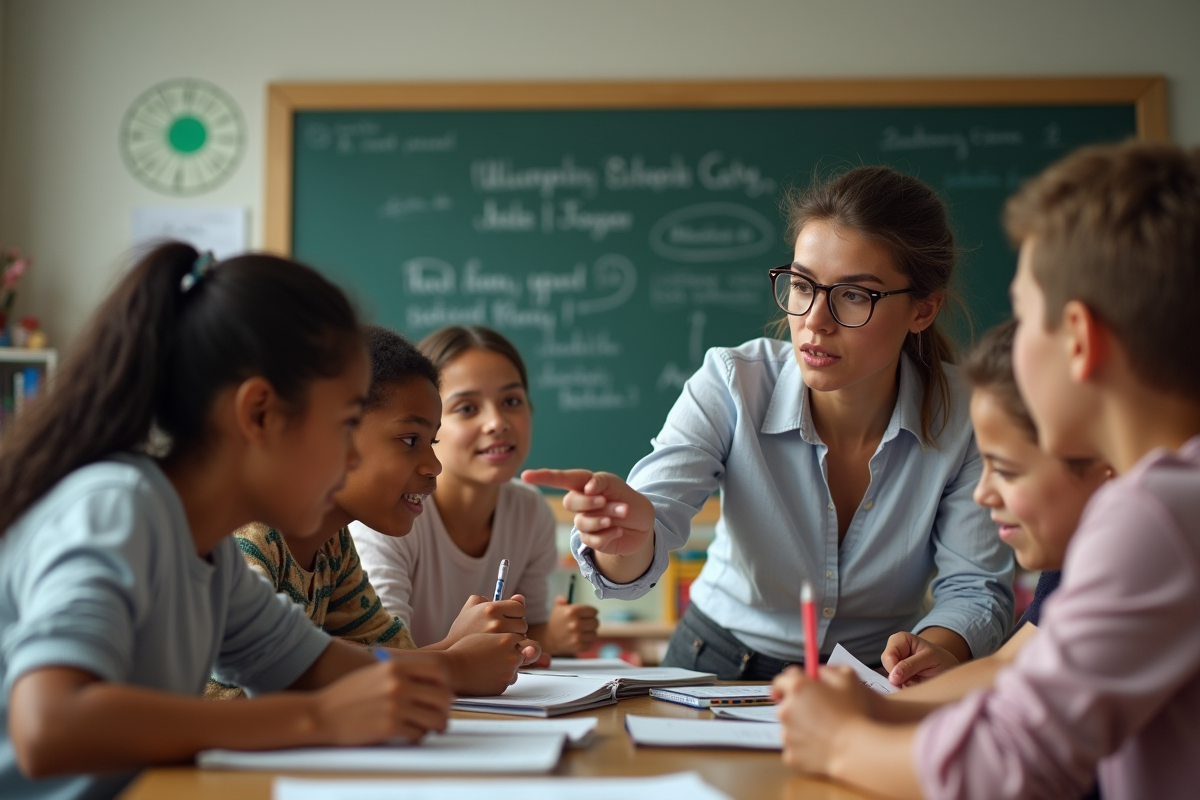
[{"left": 120, "top": 78, "right": 245, "bottom": 196}]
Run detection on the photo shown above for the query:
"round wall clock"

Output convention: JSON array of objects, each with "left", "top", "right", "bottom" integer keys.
[{"left": 120, "top": 78, "right": 245, "bottom": 196}]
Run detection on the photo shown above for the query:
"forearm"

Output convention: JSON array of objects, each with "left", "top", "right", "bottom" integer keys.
[
  {"left": 916, "top": 626, "right": 973, "bottom": 663},
  {"left": 830, "top": 717, "right": 925, "bottom": 800},
  {"left": 286, "top": 638, "right": 375, "bottom": 690},
  {"left": 885, "top": 657, "right": 1004, "bottom": 718},
  {"left": 592, "top": 530, "right": 656, "bottom": 585},
  {"left": 11, "top": 669, "right": 326, "bottom": 778}
]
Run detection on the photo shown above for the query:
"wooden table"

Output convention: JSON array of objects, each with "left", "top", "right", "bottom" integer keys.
[{"left": 120, "top": 695, "right": 869, "bottom": 800}]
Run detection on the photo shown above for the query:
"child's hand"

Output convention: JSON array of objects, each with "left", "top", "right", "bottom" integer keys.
[
  {"left": 521, "top": 469, "right": 656, "bottom": 558},
  {"left": 443, "top": 593, "right": 530, "bottom": 646},
  {"left": 313, "top": 655, "right": 451, "bottom": 746},
  {"left": 773, "top": 665, "right": 875, "bottom": 776},
  {"left": 881, "top": 632, "right": 960, "bottom": 687},
  {"left": 443, "top": 633, "right": 532, "bottom": 695},
  {"left": 545, "top": 596, "right": 599, "bottom": 654}
]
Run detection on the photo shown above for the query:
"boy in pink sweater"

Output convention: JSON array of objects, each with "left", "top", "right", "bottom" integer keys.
[{"left": 773, "top": 141, "right": 1200, "bottom": 800}]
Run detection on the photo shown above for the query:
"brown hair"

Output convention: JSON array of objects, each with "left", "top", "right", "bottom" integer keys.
[
  {"left": 963, "top": 320, "right": 1037, "bottom": 441},
  {"left": 417, "top": 326, "right": 531, "bottom": 401},
  {"left": 0, "top": 242, "right": 362, "bottom": 536},
  {"left": 965, "top": 319, "right": 1099, "bottom": 476},
  {"left": 1005, "top": 140, "right": 1200, "bottom": 400},
  {"left": 784, "top": 165, "right": 959, "bottom": 444}
]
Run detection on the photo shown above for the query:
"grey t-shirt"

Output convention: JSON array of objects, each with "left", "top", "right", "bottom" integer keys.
[{"left": 0, "top": 455, "right": 331, "bottom": 800}]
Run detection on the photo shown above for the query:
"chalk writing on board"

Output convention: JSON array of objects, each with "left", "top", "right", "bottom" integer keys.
[
  {"left": 556, "top": 201, "right": 634, "bottom": 240},
  {"left": 879, "top": 126, "right": 970, "bottom": 161},
  {"left": 649, "top": 203, "right": 775, "bottom": 263},
  {"left": 403, "top": 132, "right": 456, "bottom": 153},
  {"left": 697, "top": 152, "right": 776, "bottom": 197},
  {"left": 379, "top": 194, "right": 453, "bottom": 219},
  {"left": 538, "top": 363, "right": 613, "bottom": 390},
  {"left": 537, "top": 330, "right": 621, "bottom": 358},
  {"left": 474, "top": 199, "right": 537, "bottom": 232},
  {"left": 650, "top": 271, "right": 764, "bottom": 309},
  {"left": 559, "top": 385, "right": 640, "bottom": 411},
  {"left": 575, "top": 254, "right": 637, "bottom": 315},
  {"left": 403, "top": 257, "right": 456, "bottom": 294},
  {"left": 605, "top": 155, "right": 693, "bottom": 192},
  {"left": 472, "top": 157, "right": 598, "bottom": 197}
]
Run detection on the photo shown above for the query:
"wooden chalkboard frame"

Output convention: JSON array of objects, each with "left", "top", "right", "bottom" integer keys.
[{"left": 264, "top": 76, "right": 1167, "bottom": 524}]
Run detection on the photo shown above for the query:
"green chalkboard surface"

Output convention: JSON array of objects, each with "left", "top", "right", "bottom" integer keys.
[{"left": 285, "top": 92, "right": 1139, "bottom": 476}]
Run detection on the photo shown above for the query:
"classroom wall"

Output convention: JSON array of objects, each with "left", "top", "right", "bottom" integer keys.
[{"left": 2, "top": 0, "right": 1199, "bottom": 353}]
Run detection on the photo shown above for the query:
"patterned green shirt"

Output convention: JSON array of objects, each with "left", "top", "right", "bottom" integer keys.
[{"left": 206, "top": 523, "right": 414, "bottom": 699}]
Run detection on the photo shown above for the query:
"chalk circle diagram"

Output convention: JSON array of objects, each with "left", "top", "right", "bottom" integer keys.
[
  {"left": 120, "top": 78, "right": 245, "bottom": 196},
  {"left": 650, "top": 202, "right": 776, "bottom": 263}
]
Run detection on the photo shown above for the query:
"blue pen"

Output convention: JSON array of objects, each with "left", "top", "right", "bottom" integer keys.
[
  {"left": 493, "top": 558, "right": 510, "bottom": 601},
  {"left": 373, "top": 647, "right": 391, "bottom": 662}
]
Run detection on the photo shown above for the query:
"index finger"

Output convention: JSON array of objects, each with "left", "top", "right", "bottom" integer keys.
[{"left": 522, "top": 468, "right": 595, "bottom": 492}]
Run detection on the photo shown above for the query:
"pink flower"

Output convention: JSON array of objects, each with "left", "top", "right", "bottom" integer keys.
[{"left": 3, "top": 258, "right": 27, "bottom": 290}]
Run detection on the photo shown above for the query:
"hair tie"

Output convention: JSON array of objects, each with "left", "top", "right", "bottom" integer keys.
[{"left": 180, "top": 251, "right": 217, "bottom": 293}]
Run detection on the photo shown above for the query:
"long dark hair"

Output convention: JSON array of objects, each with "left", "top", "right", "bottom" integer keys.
[
  {"left": 0, "top": 241, "right": 361, "bottom": 535},
  {"left": 784, "top": 165, "right": 960, "bottom": 445}
]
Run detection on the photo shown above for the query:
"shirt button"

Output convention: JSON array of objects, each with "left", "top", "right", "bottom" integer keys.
[
  {"left": 826, "top": 570, "right": 834, "bottom": 579},
  {"left": 863, "top": 499, "right": 874, "bottom": 510},
  {"left": 822, "top": 607, "right": 835, "bottom": 618},
  {"left": 827, "top": 502, "right": 835, "bottom": 510}
]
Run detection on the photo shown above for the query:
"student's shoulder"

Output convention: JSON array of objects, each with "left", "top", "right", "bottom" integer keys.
[
  {"left": 8, "top": 455, "right": 176, "bottom": 541},
  {"left": 234, "top": 522, "right": 290, "bottom": 570},
  {"left": 1113, "top": 436, "right": 1200, "bottom": 550},
  {"left": 690, "top": 337, "right": 793, "bottom": 394}
]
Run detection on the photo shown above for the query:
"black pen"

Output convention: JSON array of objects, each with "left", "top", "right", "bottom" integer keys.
[{"left": 567, "top": 573, "right": 576, "bottom": 604}]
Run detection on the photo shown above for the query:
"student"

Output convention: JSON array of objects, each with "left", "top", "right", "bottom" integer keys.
[
  {"left": 208, "top": 325, "right": 539, "bottom": 700},
  {"left": 354, "top": 326, "right": 599, "bottom": 655},
  {"left": 527, "top": 165, "right": 1014, "bottom": 679},
  {"left": 0, "top": 244, "right": 451, "bottom": 800},
  {"left": 879, "top": 320, "right": 1109, "bottom": 701},
  {"left": 773, "top": 141, "right": 1200, "bottom": 800}
]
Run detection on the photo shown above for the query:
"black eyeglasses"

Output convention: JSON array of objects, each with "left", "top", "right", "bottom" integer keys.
[{"left": 769, "top": 266, "right": 914, "bottom": 328}]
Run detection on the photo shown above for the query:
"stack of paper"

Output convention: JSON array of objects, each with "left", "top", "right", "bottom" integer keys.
[
  {"left": 446, "top": 717, "right": 599, "bottom": 748},
  {"left": 624, "top": 715, "right": 782, "bottom": 750},
  {"left": 197, "top": 732, "right": 565, "bottom": 773},
  {"left": 274, "top": 772, "right": 734, "bottom": 800},
  {"left": 452, "top": 673, "right": 617, "bottom": 717}
]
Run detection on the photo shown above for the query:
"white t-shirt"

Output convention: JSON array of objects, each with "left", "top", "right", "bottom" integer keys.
[{"left": 350, "top": 480, "right": 558, "bottom": 647}]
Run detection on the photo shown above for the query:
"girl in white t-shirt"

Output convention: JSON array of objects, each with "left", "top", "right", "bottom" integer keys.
[{"left": 353, "top": 326, "right": 598, "bottom": 655}]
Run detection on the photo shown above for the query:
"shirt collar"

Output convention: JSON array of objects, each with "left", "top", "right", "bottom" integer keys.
[{"left": 760, "top": 347, "right": 924, "bottom": 446}]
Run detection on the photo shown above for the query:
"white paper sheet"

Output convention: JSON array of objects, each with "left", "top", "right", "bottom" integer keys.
[
  {"left": 828, "top": 643, "right": 898, "bottom": 694},
  {"left": 711, "top": 705, "right": 781, "bottom": 723},
  {"left": 446, "top": 717, "right": 598, "bottom": 747},
  {"left": 624, "top": 715, "right": 782, "bottom": 750},
  {"left": 273, "top": 771, "right": 734, "bottom": 800},
  {"left": 545, "top": 657, "right": 633, "bottom": 671},
  {"left": 198, "top": 732, "right": 564, "bottom": 773},
  {"left": 131, "top": 206, "right": 247, "bottom": 260}
]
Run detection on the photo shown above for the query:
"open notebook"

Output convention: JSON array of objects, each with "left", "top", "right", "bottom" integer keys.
[
  {"left": 529, "top": 662, "right": 719, "bottom": 699},
  {"left": 452, "top": 673, "right": 619, "bottom": 717}
]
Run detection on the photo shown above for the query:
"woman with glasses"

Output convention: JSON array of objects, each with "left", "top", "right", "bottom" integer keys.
[{"left": 526, "top": 166, "right": 1013, "bottom": 681}]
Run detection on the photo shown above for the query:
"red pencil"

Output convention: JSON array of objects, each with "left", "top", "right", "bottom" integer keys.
[{"left": 801, "top": 581, "right": 819, "bottom": 679}]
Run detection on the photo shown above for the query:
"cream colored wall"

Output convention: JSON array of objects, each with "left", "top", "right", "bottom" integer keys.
[{"left": 3, "top": 0, "right": 1199, "bottom": 352}]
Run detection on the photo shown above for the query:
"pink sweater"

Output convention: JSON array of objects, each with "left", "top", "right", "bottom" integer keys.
[{"left": 916, "top": 436, "right": 1200, "bottom": 800}]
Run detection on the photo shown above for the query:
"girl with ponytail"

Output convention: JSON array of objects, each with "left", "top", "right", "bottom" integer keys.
[
  {"left": 0, "top": 243, "right": 450, "bottom": 800},
  {"left": 527, "top": 166, "right": 1014, "bottom": 682}
]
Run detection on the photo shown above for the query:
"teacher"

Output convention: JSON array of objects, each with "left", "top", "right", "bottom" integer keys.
[{"left": 525, "top": 166, "right": 1013, "bottom": 681}]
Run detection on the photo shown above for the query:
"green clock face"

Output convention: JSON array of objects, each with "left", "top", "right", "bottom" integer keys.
[{"left": 120, "top": 78, "right": 245, "bottom": 196}]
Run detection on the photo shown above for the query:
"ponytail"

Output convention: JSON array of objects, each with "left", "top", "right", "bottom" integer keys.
[{"left": 0, "top": 241, "right": 361, "bottom": 535}]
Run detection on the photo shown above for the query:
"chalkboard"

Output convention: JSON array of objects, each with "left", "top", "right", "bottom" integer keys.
[{"left": 268, "top": 79, "right": 1165, "bottom": 476}]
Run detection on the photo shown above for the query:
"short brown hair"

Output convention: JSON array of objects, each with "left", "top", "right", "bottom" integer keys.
[
  {"left": 785, "top": 165, "right": 961, "bottom": 445},
  {"left": 963, "top": 320, "right": 1037, "bottom": 441},
  {"left": 1004, "top": 140, "right": 1200, "bottom": 400},
  {"left": 417, "top": 326, "right": 531, "bottom": 403}
]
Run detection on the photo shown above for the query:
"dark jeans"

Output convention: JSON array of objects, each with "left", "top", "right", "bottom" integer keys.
[{"left": 662, "top": 604, "right": 808, "bottom": 681}]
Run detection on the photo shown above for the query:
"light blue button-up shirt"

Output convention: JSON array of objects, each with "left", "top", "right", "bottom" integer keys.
[{"left": 573, "top": 338, "right": 1014, "bottom": 664}]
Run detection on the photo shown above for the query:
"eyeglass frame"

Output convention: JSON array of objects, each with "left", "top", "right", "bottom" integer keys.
[{"left": 768, "top": 265, "right": 916, "bottom": 328}]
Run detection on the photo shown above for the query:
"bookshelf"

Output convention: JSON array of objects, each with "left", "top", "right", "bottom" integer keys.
[{"left": 0, "top": 348, "right": 57, "bottom": 435}]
